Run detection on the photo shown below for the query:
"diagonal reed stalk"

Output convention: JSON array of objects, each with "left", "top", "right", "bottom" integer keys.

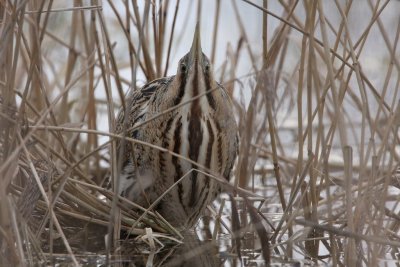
[{"left": 0, "top": 0, "right": 399, "bottom": 266}]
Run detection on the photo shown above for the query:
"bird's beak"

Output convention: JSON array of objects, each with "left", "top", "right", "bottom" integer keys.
[{"left": 189, "top": 22, "right": 202, "bottom": 65}]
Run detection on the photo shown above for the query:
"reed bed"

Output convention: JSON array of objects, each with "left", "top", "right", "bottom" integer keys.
[{"left": 0, "top": 1, "right": 399, "bottom": 266}]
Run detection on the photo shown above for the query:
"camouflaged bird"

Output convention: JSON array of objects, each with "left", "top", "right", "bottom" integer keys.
[{"left": 116, "top": 24, "right": 238, "bottom": 227}]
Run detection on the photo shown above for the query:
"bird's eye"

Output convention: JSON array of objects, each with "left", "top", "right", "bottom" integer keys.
[
  {"left": 180, "top": 64, "right": 187, "bottom": 73},
  {"left": 204, "top": 64, "right": 210, "bottom": 72}
]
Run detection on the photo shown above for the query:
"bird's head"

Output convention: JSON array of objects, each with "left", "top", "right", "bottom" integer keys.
[{"left": 176, "top": 23, "right": 213, "bottom": 89}]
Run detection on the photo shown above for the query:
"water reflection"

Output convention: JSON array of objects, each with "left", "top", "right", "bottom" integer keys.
[
  {"left": 160, "top": 231, "right": 218, "bottom": 267},
  {"left": 130, "top": 230, "right": 218, "bottom": 267}
]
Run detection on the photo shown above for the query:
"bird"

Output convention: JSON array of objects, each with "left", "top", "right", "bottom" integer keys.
[{"left": 115, "top": 23, "right": 238, "bottom": 228}]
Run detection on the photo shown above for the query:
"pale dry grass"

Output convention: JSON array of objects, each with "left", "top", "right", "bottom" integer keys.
[{"left": 0, "top": 1, "right": 399, "bottom": 266}]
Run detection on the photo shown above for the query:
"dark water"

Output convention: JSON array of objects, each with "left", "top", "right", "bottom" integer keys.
[{"left": 38, "top": 221, "right": 307, "bottom": 267}]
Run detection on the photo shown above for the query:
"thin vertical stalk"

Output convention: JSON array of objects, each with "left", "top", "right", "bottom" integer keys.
[
  {"left": 317, "top": 0, "right": 348, "bottom": 149},
  {"left": 210, "top": 0, "right": 220, "bottom": 65},
  {"left": 163, "top": 0, "right": 180, "bottom": 77},
  {"left": 344, "top": 146, "right": 356, "bottom": 266}
]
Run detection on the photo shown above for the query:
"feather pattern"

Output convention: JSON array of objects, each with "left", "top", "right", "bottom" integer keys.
[{"left": 115, "top": 25, "right": 238, "bottom": 227}]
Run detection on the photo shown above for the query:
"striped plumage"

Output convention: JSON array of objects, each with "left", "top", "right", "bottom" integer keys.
[{"left": 116, "top": 24, "right": 238, "bottom": 227}]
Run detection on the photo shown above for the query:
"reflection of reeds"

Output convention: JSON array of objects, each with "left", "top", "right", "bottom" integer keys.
[{"left": 0, "top": 1, "right": 399, "bottom": 266}]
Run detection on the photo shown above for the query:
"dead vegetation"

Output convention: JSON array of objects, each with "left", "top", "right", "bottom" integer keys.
[{"left": 0, "top": 1, "right": 399, "bottom": 266}]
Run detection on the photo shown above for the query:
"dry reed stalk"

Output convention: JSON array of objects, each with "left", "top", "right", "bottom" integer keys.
[{"left": 1, "top": 0, "right": 399, "bottom": 265}]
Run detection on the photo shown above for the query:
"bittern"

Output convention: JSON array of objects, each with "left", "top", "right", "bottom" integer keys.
[{"left": 116, "top": 23, "right": 238, "bottom": 227}]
